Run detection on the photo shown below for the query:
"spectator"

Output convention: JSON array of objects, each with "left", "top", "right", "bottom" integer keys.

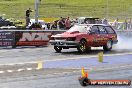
[
  {"left": 47, "top": 22, "right": 51, "bottom": 30},
  {"left": 75, "top": 18, "right": 78, "bottom": 24},
  {"left": 96, "top": 19, "right": 102, "bottom": 24},
  {"left": 123, "top": 19, "right": 128, "bottom": 30},
  {"left": 112, "top": 18, "right": 119, "bottom": 29},
  {"left": 25, "top": 8, "right": 33, "bottom": 27},
  {"left": 65, "top": 17, "right": 71, "bottom": 30},
  {"left": 58, "top": 17, "right": 65, "bottom": 30},
  {"left": 70, "top": 19, "right": 76, "bottom": 27},
  {"left": 51, "top": 20, "right": 58, "bottom": 30},
  {"left": 127, "top": 18, "right": 132, "bottom": 30},
  {"left": 102, "top": 18, "right": 109, "bottom": 25}
]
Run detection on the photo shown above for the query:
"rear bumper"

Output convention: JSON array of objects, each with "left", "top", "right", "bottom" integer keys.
[{"left": 49, "top": 40, "right": 79, "bottom": 47}]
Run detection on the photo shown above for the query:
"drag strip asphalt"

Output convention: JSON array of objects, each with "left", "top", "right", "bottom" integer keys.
[{"left": 44, "top": 53, "right": 132, "bottom": 69}]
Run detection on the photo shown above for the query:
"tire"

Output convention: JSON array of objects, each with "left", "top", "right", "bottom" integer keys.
[
  {"left": 54, "top": 46, "right": 62, "bottom": 53},
  {"left": 77, "top": 40, "right": 87, "bottom": 53},
  {"left": 103, "top": 40, "right": 112, "bottom": 51}
]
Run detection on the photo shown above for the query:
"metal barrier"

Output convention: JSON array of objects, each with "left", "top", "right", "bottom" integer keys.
[
  {"left": 0, "top": 29, "right": 131, "bottom": 47},
  {"left": 0, "top": 29, "right": 65, "bottom": 47}
]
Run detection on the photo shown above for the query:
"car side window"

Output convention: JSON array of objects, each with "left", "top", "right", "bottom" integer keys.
[
  {"left": 105, "top": 26, "right": 115, "bottom": 34},
  {"left": 91, "top": 26, "right": 99, "bottom": 34},
  {"left": 98, "top": 26, "right": 107, "bottom": 34}
]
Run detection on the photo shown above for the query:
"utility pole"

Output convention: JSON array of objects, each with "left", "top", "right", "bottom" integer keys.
[{"left": 35, "top": 0, "right": 40, "bottom": 23}]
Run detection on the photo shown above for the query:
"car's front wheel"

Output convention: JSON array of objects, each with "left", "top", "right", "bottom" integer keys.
[
  {"left": 77, "top": 40, "right": 87, "bottom": 53},
  {"left": 54, "top": 46, "right": 62, "bottom": 53},
  {"left": 103, "top": 40, "right": 112, "bottom": 51}
]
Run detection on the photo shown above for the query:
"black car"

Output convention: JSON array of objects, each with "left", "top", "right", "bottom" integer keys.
[{"left": 0, "top": 16, "right": 15, "bottom": 27}]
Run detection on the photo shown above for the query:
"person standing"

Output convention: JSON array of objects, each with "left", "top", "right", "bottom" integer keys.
[
  {"left": 127, "top": 18, "right": 132, "bottom": 30},
  {"left": 58, "top": 17, "right": 65, "bottom": 30},
  {"left": 65, "top": 17, "right": 71, "bottom": 30},
  {"left": 112, "top": 18, "right": 119, "bottom": 29},
  {"left": 102, "top": 18, "right": 109, "bottom": 25},
  {"left": 123, "top": 19, "right": 128, "bottom": 30},
  {"left": 25, "top": 8, "right": 32, "bottom": 27}
]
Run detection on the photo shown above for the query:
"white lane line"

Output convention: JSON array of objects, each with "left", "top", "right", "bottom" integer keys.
[
  {"left": 7, "top": 70, "right": 14, "bottom": 73},
  {"left": 0, "top": 68, "right": 35, "bottom": 74},
  {"left": 26, "top": 68, "right": 33, "bottom": 71},
  {"left": 0, "top": 71, "right": 4, "bottom": 74},
  {"left": 17, "top": 69, "right": 25, "bottom": 72}
]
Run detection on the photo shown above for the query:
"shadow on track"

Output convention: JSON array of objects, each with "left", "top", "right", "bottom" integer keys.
[
  {"left": 58, "top": 49, "right": 108, "bottom": 55},
  {"left": 56, "top": 49, "right": 132, "bottom": 56}
]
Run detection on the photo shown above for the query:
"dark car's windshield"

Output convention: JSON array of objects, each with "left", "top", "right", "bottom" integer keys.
[{"left": 67, "top": 25, "right": 91, "bottom": 33}]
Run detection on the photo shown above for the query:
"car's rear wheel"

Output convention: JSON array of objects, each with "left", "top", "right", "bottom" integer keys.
[
  {"left": 54, "top": 46, "right": 62, "bottom": 53},
  {"left": 103, "top": 40, "right": 112, "bottom": 51},
  {"left": 77, "top": 40, "right": 87, "bottom": 53}
]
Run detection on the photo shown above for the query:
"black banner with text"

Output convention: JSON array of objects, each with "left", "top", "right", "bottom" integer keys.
[{"left": 0, "top": 31, "right": 15, "bottom": 46}]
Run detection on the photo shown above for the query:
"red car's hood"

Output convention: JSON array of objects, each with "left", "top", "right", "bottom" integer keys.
[{"left": 52, "top": 31, "right": 86, "bottom": 38}]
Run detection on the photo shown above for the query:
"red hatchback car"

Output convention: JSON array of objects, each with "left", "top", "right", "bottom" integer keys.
[{"left": 50, "top": 24, "right": 118, "bottom": 53}]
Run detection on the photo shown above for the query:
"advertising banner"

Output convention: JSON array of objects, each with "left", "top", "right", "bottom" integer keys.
[
  {"left": 0, "top": 31, "right": 15, "bottom": 47},
  {"left": 14, "top": 31, "right": 52, "bottom": 46}
]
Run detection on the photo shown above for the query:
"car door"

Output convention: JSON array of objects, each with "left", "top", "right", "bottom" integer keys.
[
  {"left": 97, "top": 25, "right": 108, "bottom": 45},
  {"left": 89, "top": 25, "right": 101, "bottom": 46}
]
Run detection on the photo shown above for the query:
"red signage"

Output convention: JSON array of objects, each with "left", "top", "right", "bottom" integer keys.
[{"left": 15, "top": 31, "right": 51, "bottom": 46}]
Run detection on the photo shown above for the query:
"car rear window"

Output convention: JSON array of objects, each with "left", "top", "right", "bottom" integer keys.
[{"left": 105, "top": 26, "right": 115, "bottom": 34}]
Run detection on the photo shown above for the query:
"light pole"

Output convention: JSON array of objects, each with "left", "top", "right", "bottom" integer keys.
[{"left": 35, "top": 0, "right": 40, "bottom": 23}]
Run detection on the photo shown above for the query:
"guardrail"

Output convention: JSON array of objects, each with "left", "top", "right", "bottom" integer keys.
[
  {"left": 0, "top": 29, "right": 66, "bottom": 48},
  {"left": 0, "top": 29, "right": 131, "bottom": 48}
]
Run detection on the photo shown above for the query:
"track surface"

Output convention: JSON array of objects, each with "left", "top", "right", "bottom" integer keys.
[
  {"left": 0, "top": 45, "right": 132, "bottom": 88},
  {"left": 0, "top": 45, "right": 131, "bottom": 64}
]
